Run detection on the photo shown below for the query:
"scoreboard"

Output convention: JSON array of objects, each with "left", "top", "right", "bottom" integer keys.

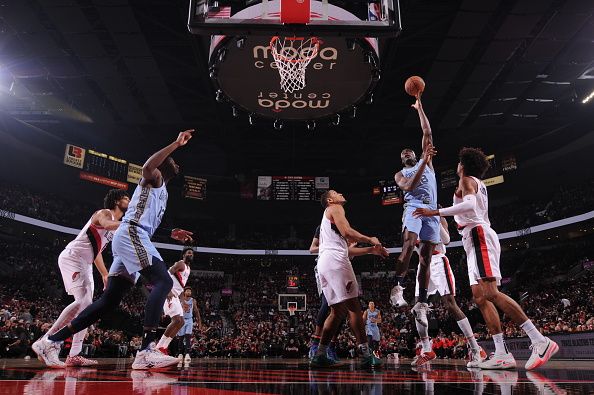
[
  {"left": 257, "top": 176, "right": 329, "bottom": 201},
  {"left": 373, "top": 179, "right": 403, "bottom": 206},
  {"left": 83, "top": 149, "right": 128, "bottom": 183},
  {"left": 183, "top": 176, "right": 207, "bottom": 200}
]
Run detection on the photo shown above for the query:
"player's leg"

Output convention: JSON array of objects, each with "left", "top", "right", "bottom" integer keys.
[
  {"left": 309, "top": 293, "right": 330, "bottom": 359},
  {"left": 157, "top": 297, "right": 185, "bottom": 355},
  {"left": 390, "top": 211, "right": 420, "bottom": 307},
  {"left": 411, "top": 265, "right": 435, "bottom": 366},
  {"left": 65, "top": 275, "right": 98, "bottom": 366},
  {"left": 311, "top": 302, "right": 348, "bottom": 367}
]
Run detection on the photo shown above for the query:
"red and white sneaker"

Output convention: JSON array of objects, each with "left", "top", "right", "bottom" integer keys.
[
  {"left": 466, "top": 346, "right": 487, "bottom": 368},
  {"left": 411, "top": 351, "right": 436, "bottom": 367},
  {"left": 65, "top": 355, "right": 98, "bottom": 367},
  {"left": 157, "top": 347, "right": 169, "bottom": 355},
  {"left": 477, "top": 352, "right": 516, "bottom": 370},
  {"left": 525, "top": 337, "right": 559, "bottom": 370}
]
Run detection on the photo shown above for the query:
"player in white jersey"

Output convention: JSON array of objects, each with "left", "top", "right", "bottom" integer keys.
[
  {"left": 410, "top": 215, "right": 486, "bottom": 367},
  {"left": 414, "top": 147, "right": 559, "bottom": 371},
  {"left": 156, "top": 247, "right": 195, "bottom": 355},
  {"left": 310, "top": 190, "right": 388, "bottom": 369},
  {"left": 308, "top": 226, "right": 388, "bottom": 362},
  {"left": 390, "top": 96, "right": 439, "bottom": 329},
  {"left": 34, "top": 130, "right": 195, "bottom": 370},
  {"left": 36, "top": 189, "right": 129, "bottom": 368}
]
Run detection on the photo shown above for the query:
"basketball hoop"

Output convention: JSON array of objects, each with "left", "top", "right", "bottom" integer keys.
[
  {"left": 288, "top": 305, "right": 297, "bottom": 316},
  {"left": 270, "top": 36, "right": 320, "bottom": 93}
]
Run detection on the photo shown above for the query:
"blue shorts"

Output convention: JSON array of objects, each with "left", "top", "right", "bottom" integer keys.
[
  {"left": 366, "top": 326, "right": 381, "bottom": 341},
  {"left": 108, "top": 223, "right": 164, "bottom": 283},
  {"left": 402, "top": 204, "right": 440, "bottom": 244},
  {"left": 178, "top": 319, "right": 193, "bottom": 336}
]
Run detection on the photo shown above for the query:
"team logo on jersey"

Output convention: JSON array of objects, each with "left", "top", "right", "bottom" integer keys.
[
  {"left": 72, "top": 272, "right": 80, "bottom": 281},
  {"left": 346, "top": 281, "right": 353, "bottom": 293}
]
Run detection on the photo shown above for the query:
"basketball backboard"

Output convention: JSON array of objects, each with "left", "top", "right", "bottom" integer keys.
[
  {"left": 278, "top": 293, "right": 307, "bottom": 312},
  {"left": 188, "top": 0, "right": 401, "bottom": 37}
]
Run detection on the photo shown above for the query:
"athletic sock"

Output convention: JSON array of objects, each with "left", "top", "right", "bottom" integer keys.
[
  {"left": 421, "top": 338, "right": 432, "bottom": 353},
  {"left": 156, "top": 336, "right": 173, "bottom": 349},
  {"left": 141, "top": 328, "right": 158, "bottom": 350},
  {"left": 48, "top": 326, "right": 72, "bottom": 342},
  {"left": 310, "top": 335, "right": 321, "bottom": 346},
  {"left": 493, "top": 333, "right": 509, "bottom": 355},
  {"left": 520, "top": 320, "right": 546, "bottom": 344},
  {"left": 415, "top": 318, "right": 431, "bottom": 352},
  {"left": 456, "top": 317, "right": 480, "bottom": 351}
]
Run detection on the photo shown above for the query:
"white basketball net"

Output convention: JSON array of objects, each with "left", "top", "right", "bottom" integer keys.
[{"left": 270, "top": 36, "right": 320, "bottom": 93}]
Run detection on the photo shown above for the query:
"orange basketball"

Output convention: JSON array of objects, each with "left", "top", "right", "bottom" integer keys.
[{"left": 405, "top": 76, "right": 425, "bottom": 97}]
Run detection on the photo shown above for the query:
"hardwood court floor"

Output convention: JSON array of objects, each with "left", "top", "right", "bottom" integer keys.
[{"left": 0, "top": 357, "right": 593, "bottom": 394}]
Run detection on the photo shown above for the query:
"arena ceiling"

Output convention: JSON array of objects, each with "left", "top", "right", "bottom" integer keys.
[{"left": 1, "top": 0, "right": 593, "bottom": 178}]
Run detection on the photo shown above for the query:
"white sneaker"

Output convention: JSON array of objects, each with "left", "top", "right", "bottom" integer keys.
[
  {"left": 525, "top": 337, "right": 559, "bottom": 370},
  {"left": 477, "top": 352, "right": 516, "bottom": 370},
  {"left": 184, "top": 353, "right": 191, "bottom": 364},
  {"left": 132, "top": 346, "right": 180, "bottom": 370},
  {"left": 177, "top": 354, "right": 183, "bottom": 360},
  {"left": 411, "top": 302, "right": 429, "bottom": 327},
  {"left": 32, "top": 338, "right": 65, "bottom": 368},
  {"left": 467, "top": 346, "right": 487, "bottom": 368},
  {"left": 390, "top": 285, "right": 408, "bottom": 307}
]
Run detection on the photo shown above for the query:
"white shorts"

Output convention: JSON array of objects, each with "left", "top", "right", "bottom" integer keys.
[
  {"left": 58, "top": 249, "right": 94, "bottom": 296},
  {"left": 462, "top": 225, "right": 501, "bottom": 286},
  {"left": 317, "top": 251, "right": 359, "bottom": 306},
  {"left": 163, "top": 295, "right": 183, "bottom": 318},
  {"left": 415, "top": 253, "right": 456, "bottom": 297}
]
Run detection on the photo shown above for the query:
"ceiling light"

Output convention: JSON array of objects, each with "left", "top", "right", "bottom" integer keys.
[{"left": 582, "top": 89, "right": 594, "bottom": 104}]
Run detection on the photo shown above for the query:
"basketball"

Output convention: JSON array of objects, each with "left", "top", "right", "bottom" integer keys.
[{"left": 405, "top": 76, "right": 425, "bottom": 97}]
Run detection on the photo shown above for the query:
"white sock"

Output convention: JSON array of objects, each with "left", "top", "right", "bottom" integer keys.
[
  {"left": 69, "top": 328, "right": 87, "bottom": 357},
  {"left": 156, "top": 336, "right": 173, "bottom": 349},
  {"left": 358, "top": 343, "right": 371, "bottom": 357},
  {"left": 316, "top": 343, "right": 328, "bottom": 357},
  {"left": 457, "top": 318, "right": 479, "bottom": 351},
  {"left": 492, "top": 333, "right": 509, "bottom": 355},
  {"left": 520, "top": 320, "right": 546, "bottom": 344},
  {"left": 421, "top": 337, "right": 432, "bottom": 353}
]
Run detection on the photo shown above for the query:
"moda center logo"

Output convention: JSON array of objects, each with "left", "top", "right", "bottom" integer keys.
[{"left": 252, "top": 44, "right": 337, "bottom": 112}]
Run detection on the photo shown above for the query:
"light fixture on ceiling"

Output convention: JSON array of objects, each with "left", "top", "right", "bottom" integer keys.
[{"left": 582, "top": 89, "right": 594, "bottom": 104}]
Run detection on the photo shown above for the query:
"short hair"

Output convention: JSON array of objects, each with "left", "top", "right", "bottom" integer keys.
[
  {"left": 103, "top": 189, "right": 128, "bottom": 210},
  {"left": 184, "top": 286, "right": 192, "bottom": 292},
  {"left": 459, "top": 147, "right": 490, "bottom": 178},
  {"left": 182, "top": 247, "right": 194, "bottom": 258},
  {"left": 320, "top": 190, "right": 331, "bottom": 208}
]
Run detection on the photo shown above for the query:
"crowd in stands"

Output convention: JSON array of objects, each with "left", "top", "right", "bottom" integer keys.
[{"left": 2, "top": 178, "right": 594, "bottom": 249}]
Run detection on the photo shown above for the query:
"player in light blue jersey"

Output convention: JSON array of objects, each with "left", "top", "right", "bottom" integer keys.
[
  {"left": 37, "top": 129, "right": 196, "bottom": 370},
  {"left": 389, "top": 96, "right": 438, "bottom": 328},
  {"left": 363, "top": 301, "right": 382, "bottom": 354}
]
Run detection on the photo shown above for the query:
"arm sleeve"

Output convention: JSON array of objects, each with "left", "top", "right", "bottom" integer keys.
[
  {"left": 439, "top": 194, "right": 477, "bottom": 217},
  {"left": 440, "top": 224, "right": 450, "bottom": 244}
]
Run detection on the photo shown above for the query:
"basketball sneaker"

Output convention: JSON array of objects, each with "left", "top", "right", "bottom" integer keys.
[
  {"left": 526, "top": 371, "right": 566, "bottom": 394},
  {"left": 156, "top": 346, "right": 168, "bottom": 355},
  {"left": 477, "top": 352, "right": 516, "bottom": 370},
  {"left": 310, "top": 354, "right": 341, "bottom": 368},
  {"left": 411, "top": 351, "right": 436, "bottom": 367},
  {"left": 466, "top": 346, "right": 487, "bottom": 368},
  {"left": 327, "top": 346, "right": 339, "bottom": 363},
  {"left": 65, "top": 355, "right": 98, "bottom": 367},
  {"left": 525, "top": 337, "right": 559, "bottom": 370},
  {"left": 32, "top": 337, "right": 65, "bottom": 368},
  {"left": 308, "top": 343, "right": 318, "bottom": 360},
  {"left": 411, "top": 302, "right": 429, "bottom": 328},
  {"left": 389, "top": 285, "right": 408, "bottom": 308},
  {"left": 132, "top": 345, "right": 180, "bottom": 370},
  {"left": 360, "top": 354, "right": 382, "bottom": 369}
]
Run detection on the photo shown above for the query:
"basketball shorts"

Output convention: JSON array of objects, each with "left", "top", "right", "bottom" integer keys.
[
  {"left": 402, "top": 204, "right": 441, "bottom": 244},
  {"left": 163, "top": 295, "right": 184, "bottom": 318},
  {"left": 366, "top": 326, "right": 381, "bottom": 342},
  {"left": 462, "top": 225, "right": 501, "bottom": 286},
  {"left": 415, "top": 253, "right": 456, "bottom": 297},
  {"left": 108, "top": 223, "right": 164, "bottom": 284},
  {"left": 178, "top": 319, "right": 193, "bottom": 336},
  {"left": 58, "top": 249, "right": 94, "bottom": 296},
  {"left": 317, "top": 250, "right": 359, "bottom": 306}
]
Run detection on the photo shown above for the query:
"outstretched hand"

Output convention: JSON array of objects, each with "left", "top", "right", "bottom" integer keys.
[
  {"left": 411, "top": 96, "right": 422, "bottom": 111},
  {"left": 176, "top": 129, "right": 194, "bottom": 147},
  {"left": 171, "top": 228, "right": 193, "bottom": 243},
  {"left": 371, "top": 244, "right": 390, "bottom": 258},
  {"left": 412, "top": 207, "right": 439, "bottom": 218}
]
